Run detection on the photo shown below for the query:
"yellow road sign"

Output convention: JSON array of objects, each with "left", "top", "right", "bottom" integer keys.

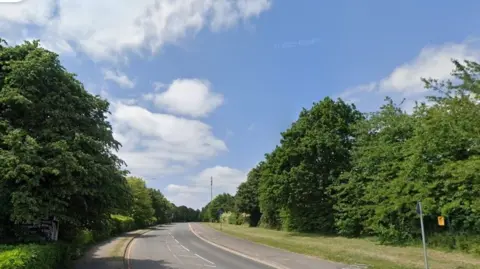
[{"left": 438, "top": 216, "right": 445, "bottom": 226}]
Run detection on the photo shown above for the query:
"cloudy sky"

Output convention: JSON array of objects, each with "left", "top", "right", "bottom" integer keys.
[{"left": 2, "top": 0, "right": 480, "bottom": 209}]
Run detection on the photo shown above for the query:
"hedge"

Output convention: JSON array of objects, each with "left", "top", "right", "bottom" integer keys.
[
  {"left": 0, "top": 244, "right": 67, "bottom": 269},
  {"left": 111, "top": 214, "right": 136, "bottom": 235},
  {"left": 0, "top": 214, "right": 139, "bottom": 269}
]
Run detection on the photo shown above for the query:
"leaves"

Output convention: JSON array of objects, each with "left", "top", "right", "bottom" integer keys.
[
  {"left": 0, "top": 39, "right": 201, "bottom": 242},
  {"left": 226, "top": 60, "right": 480, "bottom": 248}
]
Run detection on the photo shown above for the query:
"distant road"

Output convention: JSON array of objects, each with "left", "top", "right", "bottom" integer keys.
[{"left": 127, "top": 222, "right": 271, "bottom": 269}]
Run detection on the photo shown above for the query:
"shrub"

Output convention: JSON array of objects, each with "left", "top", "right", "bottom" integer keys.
[
  {"left": 111, "top": 214, "right": 136, "bottom": 235},
  {"left": 0, "top": 243, "right": 67, "bottom": 269},
  {"left": 219, "top": 212, "right": 230, "bottom": 223},
  {"left": 73, "top": 229, "right": 94, "bottom": 246},
  {"left": 428, "top": 234, "right": 480, "bottom": 255},
  {"left": 227, "top": 212, "right": 237, "bottom": 224},
  {"left": 236, "top": 213, "right": 247, "bottom": 225}
]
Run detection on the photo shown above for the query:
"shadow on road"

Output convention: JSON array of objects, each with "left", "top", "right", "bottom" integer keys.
[
  {"left": 128, "top": 258, "right": 177, "bottom": 269},
  {"left": 76, "top": 256, "right": 177, "bottom": 269},
  {"left": 137, "top": 234, "right": 159, "bottom": 239}
]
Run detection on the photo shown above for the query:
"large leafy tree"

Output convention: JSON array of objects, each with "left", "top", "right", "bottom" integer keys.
[
  {"left": 334, "top": 99, "right": 416, "bottom": 239},
  {"left": 126, "top": 177, "right": 155, "bottom": 227},
  {"left": 260, "top": 97, "right": 363, "bottom": 232},
  {"left": 208, "top": 193, "right": 235, "bottom": 221},
  {"left": 0, "top": 39, "right": 130, "bottom": 238},
  {"left": 149, "top": 188, "right": 172, "bottom": 224},
  {"left": 235, "top": 163, "right": 264, "bottom": 226},
  {"left": 336, "top": 60, "right": 480, "bottom": 242}
]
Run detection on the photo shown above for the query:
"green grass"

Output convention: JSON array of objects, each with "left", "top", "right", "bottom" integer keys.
[{"left": 206, "top": 223, "right": 480, "bottom": 269}]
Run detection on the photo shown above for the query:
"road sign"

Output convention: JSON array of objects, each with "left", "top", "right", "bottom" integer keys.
[{"left": 437, "top": 216, "right": 445, "bottom": 226}]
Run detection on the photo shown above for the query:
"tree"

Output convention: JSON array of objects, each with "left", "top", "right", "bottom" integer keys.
[
  {"left": 334, "top": 99, "right": 415, "bottom": 239},
  {"left": 127, "top": 177, "right": 155, "bottom": 227},
  {"left": 0, "top": 39, "right": 130, "bottom": 239},
  {"left": 149, "top": 189, "right": 171, "bottom": 224},
  {"left": 235, "top": 163, "right": 263, "bottom": 226},
  {"left": 259, "top": 97, "right": 363, "bottom": 232},
  {"left": 208, "top": 193, "right": 235, "bottom": 221}
]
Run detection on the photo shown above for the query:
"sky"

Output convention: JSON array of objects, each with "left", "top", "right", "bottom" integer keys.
[{"left": 1, "top": 0, "right": 480, "bottom": 209}]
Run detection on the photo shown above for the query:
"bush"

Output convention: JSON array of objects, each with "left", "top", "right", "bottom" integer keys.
[
  {"left": 219, "top": 212, "right": 230, "bottom": 223},
  {"left": 428, "top": 234, "right": 480, "bottom": 255},
  {"left": 111, "top": 214, "right": 136, "bottom": 235},
  {"left": 236, "top": 213, "right": 247, "bottom": 225},
  {"left": 228, "top": 212, "right": 237, "bottom": 224},
  {"left": 73, "top": 229, "right": 94, "bottom": 246},
  {"left": 0, "top": 243, "right": 68, "bottom": 269}
]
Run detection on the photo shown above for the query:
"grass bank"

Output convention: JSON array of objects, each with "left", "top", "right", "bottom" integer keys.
[{"left": 206, "top": 223, "right": 480, "bottom": 269}]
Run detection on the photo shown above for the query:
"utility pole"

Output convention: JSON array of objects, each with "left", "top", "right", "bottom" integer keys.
[{"left": 210, "top": 177, "right": 213, "bottom": 223}]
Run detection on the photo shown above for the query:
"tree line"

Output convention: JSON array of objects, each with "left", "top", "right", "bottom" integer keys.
[
  {"left": 0, "top": 39, "right": 199, "bottom": 244},
  {"left": 202, "top": 60, "right": 480, "bottom": 253}
]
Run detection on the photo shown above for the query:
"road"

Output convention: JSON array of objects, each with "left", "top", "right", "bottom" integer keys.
[{"left": 127, "top": 223, "right": 272, "bottom": 269}]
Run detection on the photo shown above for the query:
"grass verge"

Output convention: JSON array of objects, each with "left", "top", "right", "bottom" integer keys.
[
  {"left": 108, "top": 229, "right": 148, "bottom": 258},
  {"left": 206, "top": 223, "right": 480, "bottom": 269}
]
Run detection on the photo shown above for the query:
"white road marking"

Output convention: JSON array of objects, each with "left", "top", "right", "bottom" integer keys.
[
  {"left": 180, "top": 244, "right": 190, "bottom": 252},
  {"left": 176, "top": 254, "right": 197, "bottom": 258},
  {"left": 194, "top": 253, "right": 215, "bottom": 265},
  {"left": 166, "top": 240, "right": 184, "bottom": 265},
  {"left": 175, "top": 239, "right": 179, "bottom": 243}
]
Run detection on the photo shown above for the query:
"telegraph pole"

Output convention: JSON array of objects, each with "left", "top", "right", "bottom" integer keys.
[{"left": 210, "top": 177, "right": 213, "bottom": 223}]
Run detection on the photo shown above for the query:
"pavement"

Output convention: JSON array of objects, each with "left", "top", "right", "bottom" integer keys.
[
  {"left": 76, "top": 223, "right": 347, "bottom": 269},
  {"left": 75, "top": 229, "right": 148, "bottom": 269}
]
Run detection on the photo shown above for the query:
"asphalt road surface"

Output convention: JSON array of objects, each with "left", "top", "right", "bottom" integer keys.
[{"left": 127, "top": 223, "right": 272, "bottom": 269}]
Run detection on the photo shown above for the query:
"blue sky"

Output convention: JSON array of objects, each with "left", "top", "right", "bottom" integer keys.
[{"left": 2, "top": 0, "right": 480, "bottom": 208}]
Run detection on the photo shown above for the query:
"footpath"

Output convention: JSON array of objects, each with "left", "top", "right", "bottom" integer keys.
[
  {"left": 74, "top": 229, "right": 148, "bottom": 269},
  {"left": 189, "top": 223, "right": 348, "bottom": 269}
]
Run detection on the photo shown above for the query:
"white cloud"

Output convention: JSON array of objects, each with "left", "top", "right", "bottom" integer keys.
[
  {"left": 0, "top": 0, "right": 272, "bottom": 61},
  {"left": 337, "top": 40, "right": 480, "bottom": 112},
  {"left": 379, "top": 42, "right": 480, "bottom": 95},
  {"left": 110, "top": 102, "right": 227, "bottom": 178},
  {"left": 103, "top": 69, "right": 135, "bottom": 89},
  {"left": 165, "top": 166, "right": 247, "bottom": 209},
  {"left": 145, "top": 78, "right": 224, "bottom": 118}
]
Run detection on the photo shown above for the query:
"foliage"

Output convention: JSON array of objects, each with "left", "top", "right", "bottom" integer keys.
[
  {"left": 259, "top": 97, "right": 363, "bottom": 232},
  {"left": 235, "top": 164, "right": 262, "bottom": 226},
  {"left": 207, "top": 193, "right": 235, "bottom": 222},
  {"left": 171, "top": 205, "right": 200, "bottom": 222},
  {"left": 0, "top": 39, "right": 131, "bottom": 238},
  {"left": 0, "top": 38, "right": 201, "bottom": 269},
  {"left": 0, "top": 243, "right": 68, "bottom": 269},
  {"left": 111, "top": 214, "right": 136, "bottom": 235},
  {"left": 149, "top": 189, "right": 172, "bottom": 224},
  {"left": 126, "top": 177, "right": 155, "bottom": 228},
  {"left": 211, "top": 59, "right": 480, "bottom": 254}
]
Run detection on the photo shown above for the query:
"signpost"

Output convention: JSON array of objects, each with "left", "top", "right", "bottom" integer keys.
[{"left": 416, "top": 202, "right": 429, "bottom": 269}]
